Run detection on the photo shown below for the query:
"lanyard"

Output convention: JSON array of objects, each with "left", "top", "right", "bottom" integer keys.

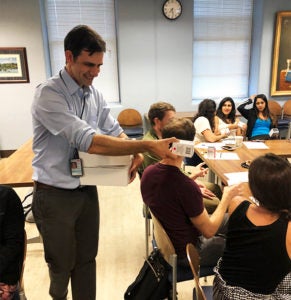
[{"left": 59, "top": 70, "right": 86, "bottom": 119}]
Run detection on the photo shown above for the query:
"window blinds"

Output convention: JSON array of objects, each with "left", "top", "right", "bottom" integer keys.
[
  {"left": 192, "top": 0, "right": 253, "bottom": 101},
  {"left": 44, "top": 0, "right": 119, "bottom": 102}
]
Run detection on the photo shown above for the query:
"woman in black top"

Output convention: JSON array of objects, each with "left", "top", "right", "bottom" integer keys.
[
  {"left": 213, "top": 154, "right": 291, "bottom": 299},
  {"left": 0, "top": 186, "right": 25, "bottom": 300}
]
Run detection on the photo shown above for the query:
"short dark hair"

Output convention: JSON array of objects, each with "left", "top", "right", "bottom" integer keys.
[
  {"left": 64, "top": 25, "right": 106, "bottom": 59},
  {"left": 161, "top": 118, "right": 195, "bottom": 141},
  {"left": 249, "top": 153, "right": 291, "bottom": 218},
  {"left": 148, "top": 102, "right": 176, "bottom": 127}
]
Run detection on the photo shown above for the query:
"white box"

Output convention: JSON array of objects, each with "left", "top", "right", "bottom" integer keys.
[
  {"left": 172, "top": 140, "right": 194, "bottom": 157},
  {"left": 79, "top": 152, "right": 131, "bottom": 186}
]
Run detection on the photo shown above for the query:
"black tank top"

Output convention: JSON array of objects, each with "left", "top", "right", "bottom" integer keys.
[{"left": 220, "top": 201, "right": 291, "bottom": 294}]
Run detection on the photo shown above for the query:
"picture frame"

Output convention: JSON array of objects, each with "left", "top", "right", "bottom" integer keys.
[
  {"left": 0, "top": 47, "right": 29, "bottom": 83},
  {"left": 271, "top": 11, "right": 291, "bottom": 96}
]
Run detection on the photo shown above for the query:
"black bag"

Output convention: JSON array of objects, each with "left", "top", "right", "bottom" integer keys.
[
  {"left": 22, "top": 190, "right": 34, "bottom": 222},
  {"left": 124, "top": 248, "right": 172, "bottom": 300}
]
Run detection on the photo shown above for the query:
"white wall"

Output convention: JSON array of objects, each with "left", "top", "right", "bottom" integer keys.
[
  {"left": 116, "top": 0, "right": 193, "bottom": 115},
  {"left": 0, "top": 0, "right": 46, "bottom": 149}
]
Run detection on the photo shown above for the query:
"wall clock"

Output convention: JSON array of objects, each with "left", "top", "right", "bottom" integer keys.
[{"left": 162, "top": 0, "right": 182, "bottom": 20}]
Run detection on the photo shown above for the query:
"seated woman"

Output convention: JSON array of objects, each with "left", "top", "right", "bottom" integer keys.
[
  {"left": 215, "top": 97, "right": 246, "bottom": 137},
  {"left": 237, "top": 94, "right": 277, "bottom": 140},
  {"left": 0, "top": 186, "right": 25, "bottom": 300},
  {"left": 213, "top": 153, "right": 291, "bottom": 299},
  {"left": 185, "top": 99, "right": 228, "bottom": 166}
]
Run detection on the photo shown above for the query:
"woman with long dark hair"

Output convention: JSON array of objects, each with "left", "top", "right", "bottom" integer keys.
[
  {"left": 193, "top": 99, "right": 227, "bottom": 144},
  {"left": 237, "top": 94, "right": 277, "bottom": 140},
  {"left": 185, "top": 99, "right": 227, "bottom": 166},
  {"left": 215, "top": 97, "right": 246, "bottom": 136}
]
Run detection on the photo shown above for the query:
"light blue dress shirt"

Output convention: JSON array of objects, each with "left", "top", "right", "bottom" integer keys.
[{"left": 31, "top": 68, "right": 123, "bottom": 189}]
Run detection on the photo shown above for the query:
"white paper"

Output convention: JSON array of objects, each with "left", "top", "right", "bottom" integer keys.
[
  {"left": 204, "top": 152, "right": 240, "bottom": 160},
  {"left": 195, "top": 142, "right": 224, "bottom": 150},
  {"left": 243, "top": 142, "right": 269, "bottom": 149},
  {"left": 224, "top": 172, "right": 249, "bottom": 185}
]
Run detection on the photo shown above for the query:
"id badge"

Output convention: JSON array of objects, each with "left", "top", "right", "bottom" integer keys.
[{"left": 70, "top": 158, "right": 83, "bottom": 177}]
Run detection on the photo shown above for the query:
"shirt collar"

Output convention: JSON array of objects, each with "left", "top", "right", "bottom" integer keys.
[
  {"left": 60, "top": 68, "right": 91, "bottom": 98},
  {"left": 149, "top": 128, "right": 159, "bottom": 140}
]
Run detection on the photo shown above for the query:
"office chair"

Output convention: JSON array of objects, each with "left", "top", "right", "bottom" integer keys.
[
  {"left": 186, "top": 243, "right": 213, "bottom": 300},
  {"left": 150, "top": 211, "right": 178, "bottom": 300},
  {"left": 268, "top": 100, "right": 283, "bottom": 117},
  {"left": 282, "top": 100, "right": 291, "bottom": 140},
  {"left": 144, "top": 204, "right": 151, "bottom": 258},
  {"left": 117, "top": 108, "right": 144, "bottom": 139},
  {"left": 150, "top": 210, "right": 199, "bottom": 299},
  {"left": 283, "top": 100, "right": 291, "bottom": 118},
  {"left": 268, "top": 100, "right": 290, "bottom": 138}
]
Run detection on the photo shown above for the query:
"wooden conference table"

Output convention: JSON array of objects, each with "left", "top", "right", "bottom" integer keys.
[
  {"left": 194, "top": 139, "right": 291, "bottom": 186},
  {"left": 0, "top": 139, "right": 33, "bottom": 187},
  {"left": 0, "top": 138, "right": 290, "bottom": 188}
]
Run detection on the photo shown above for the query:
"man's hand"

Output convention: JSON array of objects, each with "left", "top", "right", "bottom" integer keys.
[
  {"left": 221, "top": 183, "right": 243, "bottom": 206},
  {"left": 189, "top": 163, "right": 208, "bottom": 180},
  {"left": 128, "top": 153, "right": 144, "bottom": 183},
  {"left": 199, "top": 186, "right": 216, "bottom": 199},
  {"left": 149, "top": 137, "right": 179, "bottom": 159}
]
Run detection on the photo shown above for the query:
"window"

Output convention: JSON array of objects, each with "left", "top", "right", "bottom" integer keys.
[
  {"left": 192, "top": 0, "right": 253, "bottom": 101},
  {"left": 41, "top": 0, "right": 119, "bottom": 103}
]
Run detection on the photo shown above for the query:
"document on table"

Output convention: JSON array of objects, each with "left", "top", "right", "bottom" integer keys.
[
  {"left": 224, "top": 172, "right": 248, "bottom": 185},
  {"left": 204, "top": 152, "right": 240, "bottom": 160},
  {"left": 243, "top": 142, "right": 269, "bottom": 149},
  {"left": 195, "top": 142, "right": 224, "bottom": 150}
]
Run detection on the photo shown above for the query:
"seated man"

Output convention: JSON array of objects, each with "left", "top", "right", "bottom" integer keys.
[
  {"left": 139, "top": 102, "right": 221, "bottom": 214},
  {"left": 140, "top": 118, "right": 242, "bottom": 272},
  {"left": 0, "top": 185, "right": 25, "bottom": 300}
]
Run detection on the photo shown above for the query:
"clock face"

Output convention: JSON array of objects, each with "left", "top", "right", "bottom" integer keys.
[{"left": 163, "top": 0, "right": 182, "bottom": 20}]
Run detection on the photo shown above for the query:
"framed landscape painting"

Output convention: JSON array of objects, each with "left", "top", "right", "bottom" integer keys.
[{"left": 0, "top": 47, "right": 29, "bottom": 83}]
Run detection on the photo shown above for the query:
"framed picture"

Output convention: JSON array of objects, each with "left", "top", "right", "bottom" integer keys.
[
  {"left": 0, "top": 47, "right": 29, "bottom": 83},
  {"left": 271, "top": 11, "right": 291, "bottom": 96}
]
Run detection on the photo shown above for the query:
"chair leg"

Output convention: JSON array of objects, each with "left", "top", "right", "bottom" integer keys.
[
  {"left": 171, "top": 254, "right": 178, "bottom": 300},
  {"left": 145, "top": 205, "right": 151, "bottom": 257},
  {"left": 18, "top": 290, "right": 27, "bottom": 300},
  {"left": 145, "top": 214, "right": 149, "bottom": 257}
]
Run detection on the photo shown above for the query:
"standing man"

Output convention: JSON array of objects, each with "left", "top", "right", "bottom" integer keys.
[
  {"left": 31, "top": 25, "right": 176, "bottom": 300},
  {"left": 139, "top": 102, "right": 221, "bottom": 214}
]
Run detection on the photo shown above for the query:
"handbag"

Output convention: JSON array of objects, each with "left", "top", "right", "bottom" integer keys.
[{"left": 124, "top": 248, "right": 171, "bottom": 300}]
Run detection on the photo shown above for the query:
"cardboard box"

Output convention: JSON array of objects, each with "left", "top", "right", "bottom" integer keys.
[{"left": 79, "top": 152, "right": 131, "bottom": 186}]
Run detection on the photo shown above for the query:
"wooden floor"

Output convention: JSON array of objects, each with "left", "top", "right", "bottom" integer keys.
[{"left": 15, "top": 176, "right": 211, "bottom": 300}]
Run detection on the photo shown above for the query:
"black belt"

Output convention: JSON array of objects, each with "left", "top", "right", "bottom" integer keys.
[{"left": 34, "top": 181, "right": 80, "bottom": 191}]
